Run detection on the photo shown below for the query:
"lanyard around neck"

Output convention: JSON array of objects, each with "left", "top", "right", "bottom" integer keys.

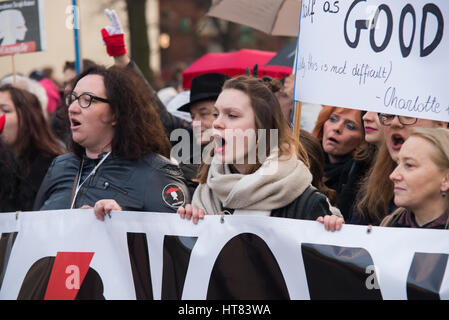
[{"left": 70, "top": 152, "right": 111, "bottom": 209}]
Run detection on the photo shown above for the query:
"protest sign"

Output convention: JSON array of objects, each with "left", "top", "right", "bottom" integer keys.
[
  {"left": 1, "top": 210, "right": 448, "bottom": 300},
  {"left": 294, "top": 0, "right": 449, "bottom": 122},
  {"left": 0, "top": 0, "right": 45, "bottom": 56}
]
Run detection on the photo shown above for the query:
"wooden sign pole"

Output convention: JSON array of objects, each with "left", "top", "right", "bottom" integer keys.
[
  {"left": 293, "top": 101, "right": 302, "bottom": 138},
  {"left": 11, "top": 54, "right": 17, "bottom": 86}
]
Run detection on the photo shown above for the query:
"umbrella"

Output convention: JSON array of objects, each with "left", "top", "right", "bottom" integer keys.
[
  {"left": 182, "top": 49, "right": 292, "bottom": 89},
  {"left": 207, "top": 0, "right": 301, "bottom": 37},
  {"left": 266, "top": 41, "right": 297, "bottom": 68}
]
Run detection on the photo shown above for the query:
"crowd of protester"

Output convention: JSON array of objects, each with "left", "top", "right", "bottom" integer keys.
[{"left": 1, "top": 9, "right": 449, "bottom": 238}]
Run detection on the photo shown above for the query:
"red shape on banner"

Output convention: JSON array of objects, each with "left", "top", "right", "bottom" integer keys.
[
  {"left": 0, "top": 41, "right": 36, "bottom": 57},
  {"left": 44, "top": 252, "right": 95, "bottom": 300}
]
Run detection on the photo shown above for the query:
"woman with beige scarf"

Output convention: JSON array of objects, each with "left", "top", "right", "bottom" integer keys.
[{"left": 177, "top": 76, "right": 342, "bottom": 227}]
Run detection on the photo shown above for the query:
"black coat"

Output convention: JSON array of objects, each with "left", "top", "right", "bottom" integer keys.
[
  {"left": 220, "top": 186, "right": 333, "bottom": 221},
  {"left": 0, "top": 145, "right": 56, "bottom": 212},
  {"left": 33, "top": 152, "right": 190, "bottom": 212},
  {"left": 0, "top": 144, "right": 23, "bottom": 212},
  {"left": 324, "top": 153, "right": 370, "bottom": 221},
  {"left": 271, "top": 186, "right": 333, "bottom": 220},
  {"left": 348, "top": 200, "right": 398, "bottom": 226}
]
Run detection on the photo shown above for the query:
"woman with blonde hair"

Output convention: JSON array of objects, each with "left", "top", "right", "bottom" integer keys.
[
  {"left": 350, "top": 114, "right": 447, "bottom": 225},
  {"left": 381, "top": 127, "right": 449, "bottom": 229}
]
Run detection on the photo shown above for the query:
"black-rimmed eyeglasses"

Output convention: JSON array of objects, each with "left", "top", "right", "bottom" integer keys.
[
  {"left": 65, "top": 92, "right": 110, "bottom": 109},
  {"left": 377, "top": 113, "right": 418, "bottom": 126}
]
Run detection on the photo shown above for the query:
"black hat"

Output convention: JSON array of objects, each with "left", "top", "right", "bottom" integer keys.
[{"left": 178, "top": 73, "right": 230, "bottom": 112}]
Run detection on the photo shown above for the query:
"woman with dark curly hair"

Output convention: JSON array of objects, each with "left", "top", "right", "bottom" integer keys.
[
  {"left": 33, "top": 65, "right": 189, "bottom": 213},
  {"left": 0, "top": 85, "right": 63, "bottom": 212}
]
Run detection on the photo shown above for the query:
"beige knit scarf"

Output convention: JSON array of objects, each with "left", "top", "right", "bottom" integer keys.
[{"left": 192, "top": 150, "right": 313, "bottom": 215}]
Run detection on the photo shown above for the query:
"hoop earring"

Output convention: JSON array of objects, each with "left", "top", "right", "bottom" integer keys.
[{"left": 442, "top": 191, "right": 447, "bottom": 198}]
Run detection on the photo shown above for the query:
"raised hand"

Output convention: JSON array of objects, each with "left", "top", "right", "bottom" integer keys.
[{"left": 101, "top": 8, "right": 126, "bottom": 57}]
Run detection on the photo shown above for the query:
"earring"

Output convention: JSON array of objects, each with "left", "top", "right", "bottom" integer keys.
[{"left": 442, "top": 191, "right": 447, "bottom": 198}]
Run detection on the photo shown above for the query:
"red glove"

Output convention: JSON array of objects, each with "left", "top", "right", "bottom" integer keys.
[
  {"left": 0, "top": 114, "right": 5, "bottom": 134},
  {"left": 101, "top": 28, "right": 127, "bottom": 57}
]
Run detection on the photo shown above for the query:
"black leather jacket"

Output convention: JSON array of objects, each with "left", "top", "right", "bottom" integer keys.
[
  {"left": 220, "top": 186, "right": 333, "bottom": 220},
  {"left": 33, "top": 152, "right": 190, "bottom": 212}
]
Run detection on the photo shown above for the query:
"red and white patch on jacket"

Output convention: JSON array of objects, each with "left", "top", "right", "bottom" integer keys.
[{"left": 162, "top": 184, "right": 186, "bottom": 208}]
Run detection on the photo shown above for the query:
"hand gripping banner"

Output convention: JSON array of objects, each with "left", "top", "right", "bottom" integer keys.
[{"left": 1, "top": 210, "right": 448, "bottom": 300}]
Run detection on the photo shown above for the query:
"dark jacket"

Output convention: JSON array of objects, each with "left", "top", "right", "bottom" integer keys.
[
  {"left": 382, "top": 209, "right": 449, "bottom": 229},
  {"left": 221, "top": 186, "right": 333, "bottom": 220},
  {"left": 33, "top": 152, "right": 190, "bottom": 213},
  {"left": 0, "top": 144, "right": 56, "bottom": 212},
  {"left": 336, "top": 159, "right": 371, "bottom": 220},
  {"left": 348, "top": 199, "right": 397, "bottom": 226},
  {"left": 323, "top": 153, "right": 353, "bottom": 194},
  {"left": 0, "top": 144, "right": 25, "bottom": 212},
  {"left": 324, "top": 153, "right": 371, "bottom": 220},
  {"left": 271, "top": 186, "right": 333, "bottom": 220},
  {"left": 177, "top": 141, "right": 214, "bottom": 197},
  {"left": 179, "top": 162, "right": 200, "bottom": 198}
]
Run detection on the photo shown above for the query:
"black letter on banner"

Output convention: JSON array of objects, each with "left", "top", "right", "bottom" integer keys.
[
  {"left": 0, "top": 232, "right": 18, "bottom": 291},
  {"left": 420, "top": 4, "right": 444, "bottom": 57},
  {"left": 344, "top": 0, "right": 369, "bottom": 48},
  {"left": 369, "top": 4, "right": 393, "bottom": 53},
  {"left": 127, "top": 233, "right": 153, "bottom": 299},
  {"left": 301, "top": 243, "right": 383, "bottom": 299},
  {"left": 207, "top": 233, "right": 289, "bottom": 299},
  {"left": 407, "top": 252, "right": 448, "bottom": 300},
  {"left": 399, "top": 4, "right": 416, "bottom": 58},
  {"left": 17, "top": 256, "right": 104, "bottom": 300},
  {"left": 161, "top": 236, "right": 197, "bottom": 300}
]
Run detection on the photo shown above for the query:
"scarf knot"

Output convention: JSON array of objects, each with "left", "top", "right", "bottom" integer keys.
[{"left": 192, "top": 150, "right": 313, "bottom": 215}]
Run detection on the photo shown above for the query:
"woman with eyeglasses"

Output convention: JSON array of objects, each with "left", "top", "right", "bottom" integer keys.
[
  {"left": 0, "top": 85, "right": 63, "bottom": 212},
  {"left": 33, "top": 66, "right": 190, "bottom": 213},
  {"left": 326, "top": 112, "right": 447, "bottom": 229},
  {"left": 325, "top": 127, "right": 449, "bottom": 231}
]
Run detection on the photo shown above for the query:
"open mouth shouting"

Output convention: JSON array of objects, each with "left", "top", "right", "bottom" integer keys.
[
  {"left": 327, "top": 136, "right": 339, "bottom": 145},
  {"left": 213, "top": 134, "right": 226, "bottom": 153},
  {"left": 391, "top": 133, "right": 405, "bottom": 150},
  {"left": 70, "top": 117, "right": 82, "bottom": 130}
]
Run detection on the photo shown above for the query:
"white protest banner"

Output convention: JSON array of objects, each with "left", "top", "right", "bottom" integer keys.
[
  {"left": 0, "top": 0, "right": 45, "bottom": 56},
  {"left": 295, "top": 0, "right": 449, "bottom": 122},
  {"left": 1, "top": 210, "right": 449, "bottom": 300}
]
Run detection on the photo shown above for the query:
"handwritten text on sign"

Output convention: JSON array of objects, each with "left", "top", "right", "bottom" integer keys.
[{"left": 295, "top": 0, "right": 449, "bottom": 122}]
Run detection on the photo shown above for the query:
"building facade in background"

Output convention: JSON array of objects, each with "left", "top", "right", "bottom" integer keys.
[{"left": 0, "top": 0, "right": 292, "bottom": 89}]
